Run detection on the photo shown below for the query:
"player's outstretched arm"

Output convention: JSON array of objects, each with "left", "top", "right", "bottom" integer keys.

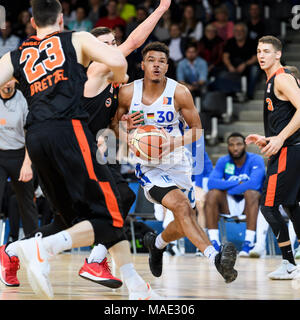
[
  {"left": 73, "top": 32, "right": 128, "bottom": 84},
  {"left": 262, "top": 73, "right": 300, "bottom": 156},
  {"left": 0, "top": 53, "right": 14, "bottom": 88},
  {"left": 119, "top": 0, "right": 171, "bottom": 57}
]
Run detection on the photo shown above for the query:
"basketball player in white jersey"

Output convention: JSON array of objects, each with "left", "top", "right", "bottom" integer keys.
[{"left": 112, "top": 42, "right": 238, "bottom": 284}]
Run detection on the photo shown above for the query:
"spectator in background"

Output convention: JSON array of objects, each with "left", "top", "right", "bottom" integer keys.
[
  {"left": 194, "top": 0, "right": 213, "bottom": 23},
  {"left": 177, "top": 43, "right": 208, "bottom": 99},
  {"left": 113, "top": 24, "right": 126, "bottom": 46},
  {"left": 14, "top": 10, "right": 31, "bottom": 40},
  {"left": 246, "top": 2, "right": 265, "bottom": 42},
  {"left": 212, "top": 5, "right": 234, "bottom": 42},
  {"left": 118, "top": 0, "right": 137, "bottom": 23},
  {"left": 68, "top": 6, "right": 93, "bottom": 32},
  {"left": 24, "top": 21, "right": 36, "bottom": 39},
  {"left": 204, "top": 132, "right": 265, "bottom": 257},
  {"left": 126, "top": 6, "right": 148, "bottom": 36},
  {"left": 154, "top": 9, "right": 171, "bottom": 41},
  {"left": 0, "top": 20, "right": 20, "bottom": 58},
  {"left": 198, "top": 23, "right": 224, "bottom": 77},
  {"left": 164, "top": 23, "right": 188, "bottom": 65},
  {"left": 95, "top": 0, "right": 126, "bottom": 30},
  {"left": 0, "top": 80, "right": 39, "bottom": 242},
  {"left": 222, "top": 22, "right": 260, "bottom": 99},
  {"left": 88, "top": 0, "right": 107, "bottom": 27},
  {"left": 61, "top": 0, "right": 76, "bottom": 27},
  {"left": 180, "top": 4, "right": 203, "bottom": 42}
]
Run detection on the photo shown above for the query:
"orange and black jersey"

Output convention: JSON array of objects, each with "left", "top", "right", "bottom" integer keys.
[
  {"left": 264, "top": 67, "right": 300, "bottom": 146},
  {"left": 81, "top": 83, "right": 119, "bottom": 137},
  {"left": 10, "top": 31, "right": 88, "bottom": 129}
]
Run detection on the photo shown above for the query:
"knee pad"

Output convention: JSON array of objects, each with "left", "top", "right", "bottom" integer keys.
[{"left": 261, "top": 206, "right": 290, "bottom": 243}]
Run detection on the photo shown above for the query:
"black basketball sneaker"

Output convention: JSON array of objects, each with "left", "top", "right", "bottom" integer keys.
[
  {"left": 215, "top": 242, "right": 238, "bottom": 283},
  {"left": 144, "top": 232, "right": 165, "bottom": 277}
]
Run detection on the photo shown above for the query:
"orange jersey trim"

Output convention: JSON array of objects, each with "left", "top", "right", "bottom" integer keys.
[
  {"left": 264, "top": 147, "right": 287, "bottom": 207},
  {"left": 71, "top": 120, "right": 123, "bottom": 228}
]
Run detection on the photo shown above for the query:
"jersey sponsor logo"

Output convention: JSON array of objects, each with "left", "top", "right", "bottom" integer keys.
[
  {"left": 267, "top": 83, "right": 272, "bottom": 93},
  {"left": 163, "top": 97, "right": 172, "bottom": 105},
  {"left": 105, "top": 98, "right": 112, "bottom": 108},
  {"left": 266, "top": 98, "right": 274, "bottom": 111}
]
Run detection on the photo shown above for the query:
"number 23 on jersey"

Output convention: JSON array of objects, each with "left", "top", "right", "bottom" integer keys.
[{"left": 20, "top": 36, "right": 65, "bottom": 84}]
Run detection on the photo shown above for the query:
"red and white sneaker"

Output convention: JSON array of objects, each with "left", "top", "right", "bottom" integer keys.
[
  {"left": 79, "top": 258, "right": 123, "bottom": 288},
  {"left": 0, "top": 244, "right": 20, "bottom": 287}
]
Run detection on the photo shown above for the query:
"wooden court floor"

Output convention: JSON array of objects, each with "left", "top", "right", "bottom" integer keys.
[{"left": 1, "top": 252, "right": 300, "bottom": 300}]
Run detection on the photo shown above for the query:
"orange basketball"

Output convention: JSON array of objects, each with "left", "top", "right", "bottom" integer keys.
[{"left": 130, "top": 125, "right": 167, "bottom": 161}]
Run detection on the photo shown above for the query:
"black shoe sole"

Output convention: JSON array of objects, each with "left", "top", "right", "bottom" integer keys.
[
  {"left": 144, "top": 232, "right": 163, "bottom": 277},
  {"left": 220, "top": 243, "right": 238, "bottom": 283},
  {"left": 79, "top": 274, "right": 123, "bottom": 289}
]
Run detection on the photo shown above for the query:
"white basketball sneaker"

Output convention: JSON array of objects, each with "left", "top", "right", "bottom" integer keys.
[
  {"left": 268, "top": 260, "right": 299, "bottom": 280},
  {"left": 129, "top": 283, "right": 164, "bottom": 300},
  {"left": 249, "top": 243, "right": 266, "bottom": 258},
  {"left": 17, "top": 233, "right": 53, "bottom": 299}
]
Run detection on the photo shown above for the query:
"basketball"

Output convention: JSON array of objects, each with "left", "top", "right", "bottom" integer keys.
[{"left": 130, "top": 125, "right": 167, "bottom": 160}]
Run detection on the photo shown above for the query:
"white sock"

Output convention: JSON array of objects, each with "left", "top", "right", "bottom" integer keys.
[
  {"left": 42, "top": 231, "right": 72, "bottom": 255},
  {"left": 87, "top": 244, "right": 107, "bottom": 263},
  {"left": 5, "top": 241, "right": 19, "bottom": 257},
  {"left": 204, "top": 245, "right": 218, "bottom": 264},
  {"left": 288, "top": 220, "right": 297, "bottom": 250},
  {"left": 119, "top": 263, "right": 147, "bottom": 292},
  {"left": 208, "top": 229, "right": 220, "bottom": 245},
  {"left": 155, "top": 233, "right": 168, "bottom": 250},
  {"left": 245, "top": 230, "right": 256, "bottom": 246}
]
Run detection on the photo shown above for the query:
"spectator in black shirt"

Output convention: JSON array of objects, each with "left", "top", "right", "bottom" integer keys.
[
  {"left": 198, "top": 23, "right": 224, "bottom": 77},
  {"left": 246, "top": 3, "right": 265, "bottom": 42},
  {"left": 214, "top": 22, "right": 260, "bottom": 100}
]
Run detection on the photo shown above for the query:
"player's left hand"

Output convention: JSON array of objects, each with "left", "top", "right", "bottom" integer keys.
[
  {"left": 261, "top": 135, "right": 284, "bottom": 157},
  {"left": 19, "top": 162, "right": 33, "bottom": 182}
]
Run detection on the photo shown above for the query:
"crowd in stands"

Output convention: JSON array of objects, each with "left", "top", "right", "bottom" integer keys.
[
  {"left": 0, "top": 0, "right": 293, "bottom": 101},
  {"left": 0, "top": 0, "right": 298, "bottom": 256}
]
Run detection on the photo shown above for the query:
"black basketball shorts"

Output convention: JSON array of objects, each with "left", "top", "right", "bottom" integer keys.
[
  {"left": 25, "top": 119, "right": 124, "bottom": 244},
  {"left": 261, "top": 144, "right": 300, "bottom": 207}
]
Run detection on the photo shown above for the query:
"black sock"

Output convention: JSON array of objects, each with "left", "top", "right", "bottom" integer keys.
[{"left": 280, "top": 244, "right": 296, "bottom": 266}]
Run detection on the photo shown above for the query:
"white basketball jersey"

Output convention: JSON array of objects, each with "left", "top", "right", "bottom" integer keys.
[{"left": 129, "top": 77, "right": 190, "bottom": 170}]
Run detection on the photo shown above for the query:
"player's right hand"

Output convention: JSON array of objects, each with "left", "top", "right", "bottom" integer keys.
[
  {"left": 121, "top": 111, "right": 144, "bottom": 131},
  {"left": 245, "top": 134, "right": 267, "bottom": 148}
]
